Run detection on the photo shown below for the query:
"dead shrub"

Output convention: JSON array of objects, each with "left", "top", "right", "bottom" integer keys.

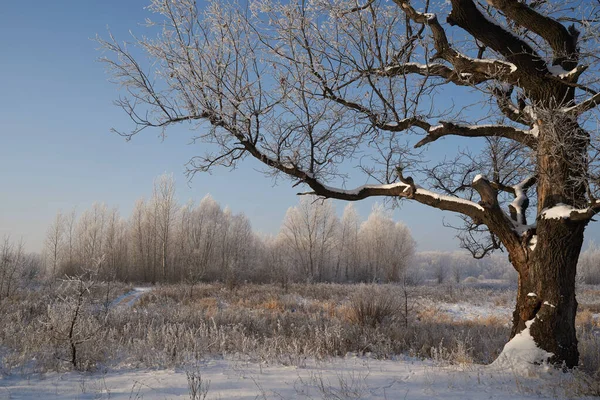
[
  {"left": 260, "top": 297, "right": 284, "bottom": 312},
  {"left": 576, "top": 308, "right": 595, "bottom": 330},
  {"left": 346, "top": 286, "right": 400, "bottom": 327}
]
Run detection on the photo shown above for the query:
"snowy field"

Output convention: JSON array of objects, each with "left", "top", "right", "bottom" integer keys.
[
  {"left": 2, "top": 356, "right": 598, "bottom": 399},
  {"left": 1, "top": 283, "right": 599, "bottom": 399}
]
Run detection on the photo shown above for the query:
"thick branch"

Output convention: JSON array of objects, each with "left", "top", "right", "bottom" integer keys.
[
  {"left": 447, "top": 0, "right": 548, "bottom": 82},
  {"left": 300, "top": 178, "right": 485, "bottom": 219},
  {"left": 542, "top": 201, "right": 600, "bottom": 222},
  {"left": 378, "top": 60, "right": 511, "bottom": 86},
  {"left": 492, "top": 86, "right": 532, "bottom": 126},
  {"left": 486, "top": 0, "right": 578, "bottom": 68},
  {"left": 415, "top": 121, "right": 537, "bottom": 148},
  {"left": 392, "top": 1, "right": 518, "bottom": 85},
  {"left": 508, "top": 175, "right": 537, "bottom": 226},
  {"left": 391, "top": 1, "right": 451, "bottom": 58},
  {"left": 471, "top": 175, "right": 528, "bottom": 264},
  {"left": 563, "top": 92, "right": 600, "bottom": 115}
]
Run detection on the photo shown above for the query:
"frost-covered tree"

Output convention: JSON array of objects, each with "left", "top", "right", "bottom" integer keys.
[
  {"left": 103, "top": 207, "right": 128, "bottom": 280},
  {"left": 75, "top": 203, "right": 108, "bottom": 272},
  {"left": 101, "top": 0, "right": 600, "bottom": 366},
  {"left": 0, "top": 237, "right": 25, "bottom": 299},
  {"left": 335, "top": 204, "right": 361, "bottom": 282},
  {"left": 153, "top": 174, "right": 178, "bottom": 281},
  {"left": 189, "top": 194, "right": 223, "bottom": 280},
  {"left": 64, "top": 208, "right": 77, "bottom": 272},
  {"left": 129, "top": 198, "right": 150, "bottom": 281},
  {"left": 280, "top": 197, "right": 339, "bottom": 281},
  {"left": 358, "top": 204, "right": 415, "bottom": 282},
  {"left": 577, "top": 242, "right": 600, "bottom": 285},
  {"left": 45, "top": 211, "right": 65, "bottom": 277},
  {"left": 261, "top": 234, "right": 293, "bottom": 286}
]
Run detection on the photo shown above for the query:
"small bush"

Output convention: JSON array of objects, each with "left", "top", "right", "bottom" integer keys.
[{"left": 345, "top": 286, "right": 400, "bottom": 327}]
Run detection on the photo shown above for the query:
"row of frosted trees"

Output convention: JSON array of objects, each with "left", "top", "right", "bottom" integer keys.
[{"left": 44, "top": 175, "right": 415, "bottom": 284}]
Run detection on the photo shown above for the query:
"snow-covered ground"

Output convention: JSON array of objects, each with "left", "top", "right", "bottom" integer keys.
[
  {"left": 1, "top": 356, "right": 596, "bottom": 399},
  {"left": 434, "top": 301, "right": 512, "bottom": 324},
  {"left": 2, "top": 286, "right": 598, "bottom": 399},
  {"left": 109, "top": 287, "right": 152, "bottom": 309}
]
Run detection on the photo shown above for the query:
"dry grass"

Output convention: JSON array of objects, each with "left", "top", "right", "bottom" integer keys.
[
  {"left": 0, "top": 282, "right": 598, "bottom": 380},
  {"left": 344, "top": 286, "right": 400, "bottom": 327}
]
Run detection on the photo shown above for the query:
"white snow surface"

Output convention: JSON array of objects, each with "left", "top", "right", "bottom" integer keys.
[
  {"left": 529, "top": 235, "right": 538, "bottom": 251},
  {"left": 1, "top": 355, "right": 593, "bottom": 399},
  {"left": 432, "top": 301, "right": 511, "bottom": 324},
  {"left": 322, "top": 182, "right": 410, "bottom": 196},
  {"left": 109, "top": 287, "right": 152, "bottom": 309},
  {"left": 3, "top": 295, "right": 597, "bottom": 399},
  {"left": 491, "top": 320, "right": 553, "bottom": 376},
  {"left": 540, "top": 203, "right": 589, "bottom": 220},
  {"left": 414, "top": 188, "right": 485, "bottom": 211},
  {"left": 473, "top": 174, "right": 484, "bottom": 183},
  {"left": 547, "top": 64, "right": 579, "bottom": 79}
]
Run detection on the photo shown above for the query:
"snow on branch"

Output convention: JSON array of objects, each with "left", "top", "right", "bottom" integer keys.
[
  {"left": 508, "top": 175, "right": 536, "bottom": 226},
  {"left": 414, "top": 121, "right": 537, "bottom": 148},
  {"left": 547, "top": 64, "right": 586, "bottom": 81},
  {"left": 446, "top": 0, "right": 549, "bottom": 81},
  {"left": 485, "top": 0, "right": 578, "bottom": 69},
  {"left": 492, "top": 86, "right": 532, "bottom": 126},
  {"left": 540, "top": 201, "right": 600, "bottom": 222},
  {"left": 562, "top": 92, "right": 600, "bottom": 115},
  {"left": 298, "top": 175, "right": 485, "bottom": 218},
  {"left": 377, "top": 62, "right": 488, "bottom": 87}
]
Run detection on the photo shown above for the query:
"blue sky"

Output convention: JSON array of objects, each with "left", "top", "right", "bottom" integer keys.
[{"left": 2, "top": 1, "right": 598, "bottom": 254}]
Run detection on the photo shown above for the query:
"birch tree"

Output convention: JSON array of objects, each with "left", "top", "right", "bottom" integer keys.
[
  {"left": 153, "top": 174, "right": 178, "bottom": 281},
  {"left": 0, "top": 237, "right": 24, "bottom": 299},
  {"left": 336, "top": 204, "right": 361, "bottom": 282},
  {"left": 101, "top": 0, "right": 600, "bottom": 367},
  {"left": 280, "top": 197, "right": 338, "bottom": 281},
  {"left": 358, "top": 204, "right": 415, "bottom": 282},
  {"left": 45, "top": 211, "right": 65, "bottom": 277}
]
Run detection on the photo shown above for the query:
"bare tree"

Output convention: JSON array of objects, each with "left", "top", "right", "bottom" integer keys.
[
  {"left": 64, "top": 208, "right": 77, "bottom": 272},
  {"left": 336, "top": 204, "right": 361, "bottom": 282},
  {"left": 358, "top": 204, "right": 415, "bottom": 282},
  {"left": 104, "top": 207, "right": 128, "bottom": 280},
  {"left": 190, "top": 195, "right": 223, "bottom": 280},
  {"left": 129, "top": 198, "right": 149, "bottom": 281},
  {"left": 76, "top": 203, "right": 108, "bottom": 273},
  {"left": 45, "top": 211, "right": 64, "bottom": 277},
  {"left": 153, "top": 174, "right": 178, "bottom": 281},
  {"left": 0, "top": 237, "right": 25, "bottom": 300},
  {"left": 45, "top": 265, "right": 105, "bottom": 370},
  {"left": 102, "top": 0, "right": 600, "bottom": 366},
  {"left": 261, "top": 234, "right": 293, "bottom": 287},
  {"left": 577, "top": 242, "right": 600, "bottom": 285},
  {"left": 280, "top": 197, "right": 339, "bottom": 281}
]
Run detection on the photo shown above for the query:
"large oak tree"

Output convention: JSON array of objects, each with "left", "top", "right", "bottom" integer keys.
[{"left": 100, "top": 0, "right": 600, "bottom": 367}]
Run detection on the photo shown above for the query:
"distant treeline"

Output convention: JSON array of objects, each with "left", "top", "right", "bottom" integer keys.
[
  {"left": 26, "top": 173, "right": 600, "bottom": 287},
  {"left": 42, "top": 174, "right": 415, "bottom": 285}
]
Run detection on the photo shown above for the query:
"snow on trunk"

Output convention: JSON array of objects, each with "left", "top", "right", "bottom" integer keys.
[{"left": 491, "top": 319, "right": 553, "bottom": 375}]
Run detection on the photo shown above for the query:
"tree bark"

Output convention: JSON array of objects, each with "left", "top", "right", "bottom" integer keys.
[
  {"left": 511, "top": 218, "right": 585, "bottom": 368},
  {"left": 508, "top": 112, "right": 588, "bottom": 368}
]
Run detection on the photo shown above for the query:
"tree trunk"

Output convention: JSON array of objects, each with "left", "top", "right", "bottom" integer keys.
[
  {"left": 504, "top": 103, "right": 589, "bottom": 368},
  {"left": 510, "top": 206, "right": 587, "bottom": 368}
]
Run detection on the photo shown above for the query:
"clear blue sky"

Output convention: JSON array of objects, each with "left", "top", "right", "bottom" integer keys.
[{"left": 1, "top": 0, "right": 598, "bottom": 254}]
